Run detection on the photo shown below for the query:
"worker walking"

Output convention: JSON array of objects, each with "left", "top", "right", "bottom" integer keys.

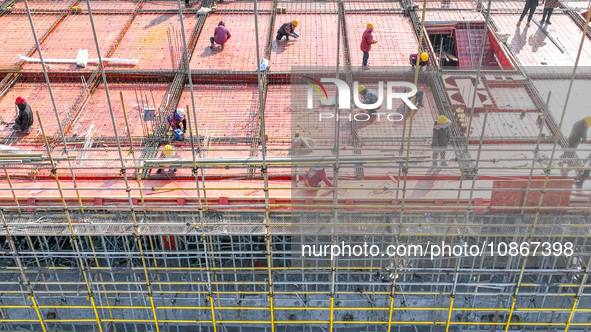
[
  {"left": 360, "top": 23, "right": 377, "bottom": 69},
  {"left": 432, "top": 115, "right": 451, "bottom": 167},
  {"left": 210, "top": 21, "right": 231, "bottom": 50},
  {"left": 12, "top": 97, "right": 33, "bottom": 134},
  {"left": 156, "top": 144, "right": 180, "bottom": 174},
  {"left": 409, "top": 52, "right": 429, "bottom": 68},
  {"left": 560, "top": 117, "right": 591, "bottom": 167},
  {"left": 357, "top": 85, "right": 379, "bottom": 115},
  {"left": 276, "top": 20, "right": 299, "bottom": 41},
  {"left": 540, "top": 0, "right": 559, "bottom": 24},
  {"left": 517, "top": 0, "right": 539, "bottom": 27},
  {"left": 168, "top": 108, "right": 187, "bottom": 140}
]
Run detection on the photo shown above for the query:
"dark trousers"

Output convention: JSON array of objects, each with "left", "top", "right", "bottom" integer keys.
[
  {"left": 276, "top": 32, "right": 287, "bottom": 41},
  {"left": 210, "top": 37, "right": 215, "bottom": 45},
  {"left": 541, "top": 8, "right": 554, "bottom": 22},
  {"left": 432, "top": 148, "right": 447, "bottom": 165},
  {"left": 362, "top": 52, "right": 369, "bottom": 66},
  {"left": 577, "top": 169, "right": 590, "bottom": 186},
  {"left": 519, "top": 0, "right": 538, "bottom": 22}
]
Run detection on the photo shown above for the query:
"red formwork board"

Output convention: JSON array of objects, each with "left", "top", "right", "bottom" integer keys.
[
  {"left": 176, "top": 84, "right": 260, "bottom": 142},
  {"left": 344, "top": 2, "right": 401, "bottom": 11},
  {"left": 455, "top": 28, "right": 499, "bottom": 69},
  {"left": 23, "top": 14, "right": 132, "bottom": 72},
  {"left": 490, "top": 1, "right": 536, "bottom": 11},
  {"left": 278, "top": 1, "right": 338, "bottom": 13},
  {"left": 491, "top": 13, "right": 591, "bottom": 66},
  {"left": 469, "top": 112, "right": 550, "bottom": 138},
  {"left": 190, "top": 14, "right": 270, "bottom": 72},
  {"left": 465, "top": 144, "right": 553, "bottom": 176},
  {"left": 79, "top": 0, "right": 137, "bottom": 12},
  {"left": 270, "top": 14, "right": 344, "bottom": 72},
  {"left": 214, "top": 0, "right": 274, "bottom": 11},
  {"left": 24, "top": 0, "right": 74, "bottom": 11},
  {"left": 142, "top": 1, "right": 199, "bottom": 11},
  {"left": 0, "top": 82, "right": 84, "bottom": 140},
  {"left": 423, "top": 10, "right": 484, "bottom": 23},
  {"left": 491, "top": 179, "right": 572, "bottom": 213},
  {"left": 0, "top": 13, "right": 61, "bottom": 68},
  {"left": 69, "top": 83, "right": 169, "bottom": 139},
  {"left": 415, "top": 0, "right": 476, "bottom": 10},
  {"left": 108, "top": 14, "right": 198, "bottom": 71},
  {"left": 346, "top": 14, "right": 418, "bottom": 68}
]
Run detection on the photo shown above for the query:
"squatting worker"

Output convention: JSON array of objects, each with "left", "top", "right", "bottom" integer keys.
[
  {"left": 12, "top": 96, "right": 33, "bottom": 134},
  {"left": 276, "top": 20, "right": 299, "bottom": 41},
  {"left": 210, "top": 21, "right": 231, "bottom": 50}
]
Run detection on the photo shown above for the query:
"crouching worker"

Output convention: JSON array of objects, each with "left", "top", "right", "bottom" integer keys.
[
  {"left": 156, "top": 144, "right": 179, "bottom": 175},
  {"left": 168, "top": 108, "right": 187, "bottom": 141},
  {"left": 13, "top": 97, "right": 33, "bottom": 134},
  {"left": 303, "top": 167, "right": 333, "bottom": 188},
  {"left": 276, "top": 20, "right": 299, "bottom": 41},
  {"left": 357, "top": 85, "right": 380, "bottom": 115},
  {"left": 210, "top": 21, "right": 231, "bottom": 50},
  {"left": 410, "top": 52, "right": 429, "bottom": 68}
]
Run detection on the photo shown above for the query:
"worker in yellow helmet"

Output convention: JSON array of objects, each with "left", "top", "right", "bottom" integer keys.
[
  {"left": 357, "top": 84, "right": 380, "bottom": 115},
  {"left": 360, "top": 23, "right": 378, "bottom": 69},
  {"left": 409, "top": 51, "right": 429, "bottom": 69},
  {"left": 560, "top": 116, "right": 591, "bottom": 171},
  {"left": 276, "top": 19, "right": 299, "bottom": 41},
  {"left": 156, "top": 144, "right": 180, "bottom": 175},
  {"left": 432, "top": 115, "right": 450, "bottom": 167}
]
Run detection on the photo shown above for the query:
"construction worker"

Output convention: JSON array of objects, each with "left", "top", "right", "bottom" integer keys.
[
  {"left": 406, "top": 86, "right": 424, "bottom": 108},
  {"left": 432, "top": 115, "right": 451, "bottom": 167},
  {"left": 360, "top": 23, "right": 377, "bottom": 69},
  {"left": 518, "top": 0, "right": 539, "bottom": 27},
  {"left": 168, "top": 108, "right": 187, "bottom": 135},
  {"left": 560, "top": 117, "right": 591, "bottom": 167},
  {"left": 357, "top": 85, "right": 379, "bottom": 115},
  {"left": 409, "top": 52, "right": 429, "bottom": 68},
  {"left": 210, "top": 21, "right": 231, "bottom": 50},
  {"left": 276, "top": 20, "right": 299, "bottom": 41},
  {"left": 156, "top": 144, "right": 179, "bottom": 174},
  {"left": 12, "top": 96, "right": 33, "bottom": 134},
  {"left": 540, "top": 0, "right": 559, "bottom": 24},
  {"left": 303, "top": 167, "right": 333, "bottom": 188}
]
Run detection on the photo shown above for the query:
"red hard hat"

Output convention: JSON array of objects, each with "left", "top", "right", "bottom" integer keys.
[
  {"left": 15, "top": 96, "right": 25, "bottom": 104},
  {"left": 218, "top": 21, "right": 225, "bottom": 26}
]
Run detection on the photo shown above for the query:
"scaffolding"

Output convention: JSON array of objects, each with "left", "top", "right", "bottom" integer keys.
[{"left": 1, "top": 0, "right": 591, "bottom": 331}]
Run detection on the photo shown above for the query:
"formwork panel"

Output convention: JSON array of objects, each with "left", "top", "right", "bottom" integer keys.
[
  {"left": 469, "top": 112, "right": 550, "bottom": 138},
  {"left": 213, "top": 0, "right": 274, "bottom": 11},
  {"left": 79, "top": 0, "right": 137, "bottom": 12},
  {"left": 416, "top": 0, "right": 477, "bottom": 10},
  {"left": 0, "top": 14, "right": 61, "bottom": 68},
  {"left": 278, "top": 1, "right": 338, "bottom": 13},
  {"left": 343, "top": 2, "right": 401, "bottom": 11},
  {"left": 23, "top": 14, "right": 132, "bottom": 72},
  {"left": 270, "top": 14, "right": 344, "bottom": 72},
  {"left": 423, "top": 10, "right": 484, "bottom": 23},
  {"left": 190, "top": 14, "right": 270, "bottom": 72},
  {"left": 142, "top": 0, "right": 200, "bottom": 11},
  {"left": 491, "top": 13, "right": 591, "bottom": 67},
  {"left": 0, "top": 82, "right": 85, "bottom": 140},
  {"left": 108, "top": 13, "right": 198, "bottom": 71},
  {"left": 345, "top": 14, "right": 418, "bottom": 68},
  {"left": 25, "top": 0, "right": 74, "bottom": 11},
  {"left": 69, "top": 83, "right": 169, "bottom": 138},
  {"left": 176, "top": 84, "right": 260, "bottom": 142}
]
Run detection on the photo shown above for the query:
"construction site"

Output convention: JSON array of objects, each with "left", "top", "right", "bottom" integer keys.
[{"left": 1, "top": 0, "right": 591, "bottom": 330}]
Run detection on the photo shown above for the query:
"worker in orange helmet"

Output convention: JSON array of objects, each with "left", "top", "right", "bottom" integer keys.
[
  {"left": 409, "top": 52, "right": 429, "bottom": 68},
  {"left": 276, "top": 19, "right": 299, "bottom": 41}
]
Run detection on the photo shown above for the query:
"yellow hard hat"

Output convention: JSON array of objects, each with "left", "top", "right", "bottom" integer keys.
[
  {"left": 358, "top": 85, "right": 366, "bottom": 93},
  {"left": 367, "top": 22, "right": 374, "bottom": 29},
  {"left": 163, "top": 144, "right": 174, "bottom": 156},
  {"left": 292, "top": 19, "right": 299, "bottom": 27},
  {"left": 585, "top": 116, "right": 591, "bottom": 126},
  {"left": 437, "top": 115, "right": 448, "bottom": 124},
  {"left": 420, "top": 52, "right": 429, "bottom": 62}
]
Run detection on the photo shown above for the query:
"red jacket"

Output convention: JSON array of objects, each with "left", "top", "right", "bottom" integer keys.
[
  {"left": 214, "top": 25, "right": 231, "bottom": 45},
  {"left": 360, "top": 29, "right": 374, "bottom": 52}
]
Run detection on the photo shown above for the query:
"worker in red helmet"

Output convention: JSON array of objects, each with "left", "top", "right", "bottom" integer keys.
[
  {"left": 12, "top": 96, "right": 33, "bottom": 134},
  {"left": 210, "top": 21, "right": 231, "bottom": 50}
]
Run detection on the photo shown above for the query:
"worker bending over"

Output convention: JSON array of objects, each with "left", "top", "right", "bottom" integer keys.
[
  {"left": 12, "top": 97, "right": 33, "bottom": 134},
  {"left": 168, "top": 108, "right": 187, "bottom": 140},
  {"left": 156, "top": 144, "right": 180, "bottom": 174},
  {"left": 560, "top": 117, "right": 591, "bottom": 168},
  {"left": 210, "top": 21, "right": 231, "bottom": 50},
  {"left": 303, "top": 167, "right": 333, "bottom": 188},
  {"left": 410, "top": 52, "right": 429, "bottom": 68},
  {"left": 357, "top": 85, "right": 379, "bottom": 115},
  {"left": 276, "top": 20, "right": 299, "bottom": 41}
]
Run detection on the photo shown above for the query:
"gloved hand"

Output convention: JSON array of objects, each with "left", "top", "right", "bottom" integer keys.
[{"left": 290, "top": 32, "right": 299, "bottom": 38}]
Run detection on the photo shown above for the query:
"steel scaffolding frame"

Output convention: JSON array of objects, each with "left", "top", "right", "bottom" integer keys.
[{"left": 0, "top": 0, "right": 591, "bottom": 331}]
